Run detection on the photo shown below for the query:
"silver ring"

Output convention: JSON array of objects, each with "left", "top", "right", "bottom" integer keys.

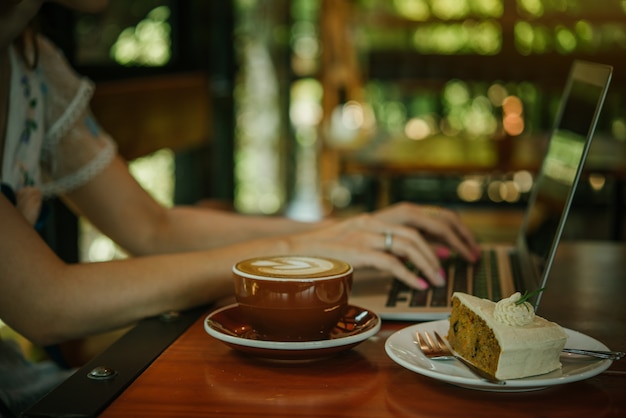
[{"left": 384, "top": 231, "right": 393, "bottom": 252}]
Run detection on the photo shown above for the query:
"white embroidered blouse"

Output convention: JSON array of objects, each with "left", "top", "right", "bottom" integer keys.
[{"left": 1, "top": 35, "right": 116, "bottom": 197}]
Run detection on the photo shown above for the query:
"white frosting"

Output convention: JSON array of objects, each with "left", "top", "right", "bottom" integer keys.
[
  {"left": 452, "top": 292, "right": 568, "bottom": 380},
  {"left": 494, "top": 292, "right": 535, "bottom": 326}
]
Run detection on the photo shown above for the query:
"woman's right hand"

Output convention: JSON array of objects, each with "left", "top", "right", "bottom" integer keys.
[{"left": 282, "top": 202, "right": 480, "bottom": 290}]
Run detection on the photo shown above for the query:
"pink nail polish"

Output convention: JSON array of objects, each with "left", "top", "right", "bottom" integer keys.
[
  {"left": 417, "top": 277, "right": 429, "bottom": 290},
  {"left": 473, "top": 250, "right": 482, "bottom": 262},
  {"left": 436, "top": 247, "right": 451, "bottom": 259}
]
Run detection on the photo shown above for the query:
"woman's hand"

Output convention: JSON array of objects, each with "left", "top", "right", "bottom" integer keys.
[
  {"left": 283, "top": 202, "right": 481, "bottom": 290},
  {"left": 372, "top": 202, "right": 481, "bottom": 262}
]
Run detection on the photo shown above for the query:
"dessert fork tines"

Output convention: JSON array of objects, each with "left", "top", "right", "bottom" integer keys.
[{"left": 415, "top": 331, "right": 505, "bottom": 385}]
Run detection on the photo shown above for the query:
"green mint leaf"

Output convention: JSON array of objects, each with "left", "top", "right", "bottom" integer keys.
[{"left": 515, "top": 287, "right": 546, "bottom": 306}]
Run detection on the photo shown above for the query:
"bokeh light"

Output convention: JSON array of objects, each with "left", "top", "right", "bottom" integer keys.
[{"left": 111, "top": 6, "right": 171, "bottom": 66}]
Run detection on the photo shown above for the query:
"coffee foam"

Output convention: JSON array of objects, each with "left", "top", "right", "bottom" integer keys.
[{"left": 234, "top": 255, "right": 351, "bottom": 280}]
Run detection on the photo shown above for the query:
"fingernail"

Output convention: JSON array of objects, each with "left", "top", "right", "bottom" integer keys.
[
  {"left": 474, "top": 249, "right": 482, "bottom": 261},
  {"left": 430, "top": 268, "right": 446, "bottom": 287},
  {"left": 416, "top": 277, "right": 429, "bottom": 290},
  {"left": 436, "top": 247, "right": 451, "bottom": 259}
]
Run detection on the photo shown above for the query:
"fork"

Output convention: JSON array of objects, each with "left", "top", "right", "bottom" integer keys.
[
  {"left": 561, "top": 348, "right": 624, "bottom": 360},
  {"left": 415, "top": 331, "right": 505, "bottom": 385}
]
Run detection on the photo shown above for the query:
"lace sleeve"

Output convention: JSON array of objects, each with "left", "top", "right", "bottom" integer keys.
[{"left": 36, "top": 36, "right": 117, "bottom": 197}]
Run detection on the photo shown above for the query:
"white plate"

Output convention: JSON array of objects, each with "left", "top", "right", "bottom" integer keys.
[
  {"left": 205, "top": 304, "right": 381, "bottom": 361},
  {"left": 385, "top": 319, "right": 613, "bottom": 392}
]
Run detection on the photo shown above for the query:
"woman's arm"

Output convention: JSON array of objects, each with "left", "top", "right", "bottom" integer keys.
[
  {"left": 63, "top": 156, "right": 321, "bottom": 255},
  {"left": 0, "top": 193, "right": 293, "bottom": 346}
]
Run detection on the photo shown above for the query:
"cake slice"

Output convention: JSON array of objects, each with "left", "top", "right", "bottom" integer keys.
[{"left": 447, "top": 292, "right": 568, "bottom": 380}]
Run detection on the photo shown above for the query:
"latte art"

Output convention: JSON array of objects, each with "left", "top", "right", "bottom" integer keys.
[
  {"left": 253, "top": 256, "right": 335, "bottom": 276},
  {"left": 235, "top": 255, "right": 351, "bottom": 280}
]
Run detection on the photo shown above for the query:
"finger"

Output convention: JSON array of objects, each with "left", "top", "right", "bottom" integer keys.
[
  {"left": 361, "top": 226, "right": 444, "bottom": 287},
  {"left": 373, "top": 203, "right": 480, "bottom": 262},
  {"left": 439, "top": 209, "right": 481, "bottom": 254},
  {"left": 350, "top": 249, "right": 431, "bottom": 291},
  {"left": 383, "top": 233, "right": 446, "bottom": 287},
  {"left": 331, "top": 220, "right": 444, "bottom": 288},
  {"left": 389, "top": 262, "right": 431, "bottom": 291},
  {"left": 429, "top": 221, "right": 477, "bottom": 261},
  {"left": 415, "top": 207, "right": 480, "bottom": 262},
  {"left": 378, "top": 226, "right": 439, "bottom": 268},
  {"left": 434, "top": 245, "right": 451, "bottom": 260}
]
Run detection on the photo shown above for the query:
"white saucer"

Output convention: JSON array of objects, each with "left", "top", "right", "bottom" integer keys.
[
  {"left": 204, "top": 303, "right": 381, "bottom": 361},
  {"left": 385, "top": 319, "right": 614, "bottom": 392}
]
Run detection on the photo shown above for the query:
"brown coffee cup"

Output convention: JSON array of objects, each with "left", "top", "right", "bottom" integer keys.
[{"left": 233, "top": 255, "right": 353, "bottom": 341}]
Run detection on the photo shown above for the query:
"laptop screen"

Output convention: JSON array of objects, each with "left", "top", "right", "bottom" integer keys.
[{"left": 518, "top": 61, "right": 612, "bottom": 307}]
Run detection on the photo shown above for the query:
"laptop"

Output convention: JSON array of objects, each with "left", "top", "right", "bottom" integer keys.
[{"left": 350, "top": 60, "right": 613, "bottom": 321}]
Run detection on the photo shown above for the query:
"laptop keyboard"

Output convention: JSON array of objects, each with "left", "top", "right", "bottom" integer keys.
[{"left": 385, "top": 250, "right": 501, "bottom": 308}]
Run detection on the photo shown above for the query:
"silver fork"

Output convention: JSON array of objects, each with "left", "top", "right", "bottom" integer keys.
[
  {"left": 561, "top": 348, "right": 624, "bottom": 360},
  {"left": 415, "top": 331, "right": 505, "bottom": 385}
]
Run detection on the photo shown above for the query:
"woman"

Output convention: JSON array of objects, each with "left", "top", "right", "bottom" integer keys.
[{"left": 0, "top": 0, "right": 480, "bottom": 413}]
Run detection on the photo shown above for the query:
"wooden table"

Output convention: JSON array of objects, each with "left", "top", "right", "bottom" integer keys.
[{"left": 26, "top": 242, "right": 626, "bottom": 417}]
